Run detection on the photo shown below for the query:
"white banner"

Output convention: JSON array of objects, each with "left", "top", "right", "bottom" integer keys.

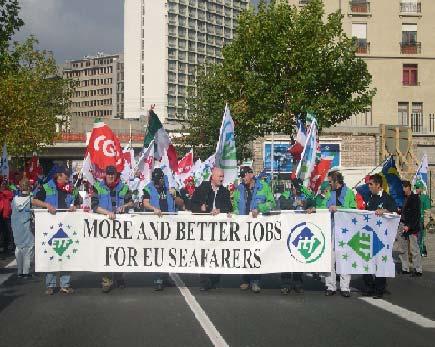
[
  {"left": 334, "top": 210, "right": 400, "bottom": 277},
  {"left": 35, "top": 210, "right": 331, "bottom": 274}
]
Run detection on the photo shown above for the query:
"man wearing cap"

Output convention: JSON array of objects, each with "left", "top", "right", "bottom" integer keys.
[
  {"left": 233, "top": 166, "right": 275, "bottom": 293},
  {"left": 32, "top": 166, "right": 80, "bottom": 295},
  {"left": 414, "top": 180, "right": 431, "bottom": 257},
  {"left": 191, "top": 167, "right": 233, "bottom": 291},
  {"left": 279, "top": 178, "right": 315, "bottom": 295},
  {"left": 92, "top": 165, "right": 134, "bottom": 293},
  {"left": 325, "top": 170, "right": 356, "bottom": 298},
  {"left": 142, "top": 167, "right": 184, "bottom": 291}
]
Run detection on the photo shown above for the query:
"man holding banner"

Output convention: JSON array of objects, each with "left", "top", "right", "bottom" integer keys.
[
  {"left": 191, "top": 167, "right": 232, "bottom": 291},
  {"left": 32, "top": 166, "right": 80, "bottom": 295},
  {"left": 363, "top": 174, "right": 397, "bottom": 299},
  {"left": 92, "top": 165, "right": 134, "bottom": 293},
  {"left": 325, "top": 171, "right": 356, "bottom": 298},
  {"left": 142, "top": 167, "right": 184, "bottom": 291},
  {"left": 234, "top": 166, "right": 275, "bottom": 293}
]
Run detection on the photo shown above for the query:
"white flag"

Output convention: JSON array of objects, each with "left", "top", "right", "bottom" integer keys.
[
  {"left": 412, "top": 153, "right": 428, "bottom": 189},
  {"left": 296, "top": 118, "right": 318, "bottom": 186},
  {"left": 0, "top": 144, "right": 9, "bottom": 177},
  {"left": 215, "top": 105, "right": 237, "bottom": 186},
  {"left": 334, "top": 210, "right": 400, "bottom": 277},
  {"left": 135, "top": 141, "right": 155, "bottom": 199},
  {"left": 81, "top": 153, "right": 95, "bottom": 186}
]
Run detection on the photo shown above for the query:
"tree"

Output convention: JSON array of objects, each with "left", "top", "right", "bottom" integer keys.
[
  {"left": 0, "top": 2, "right": 75, "bottom": 159},
  {"left": 182, "top": 0, "right": 376, "bottom": 160}
]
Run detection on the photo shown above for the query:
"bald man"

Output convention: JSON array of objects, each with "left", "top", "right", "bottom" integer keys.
[{"left": 191, "top": 167, "right": 232, "bottom": 290}]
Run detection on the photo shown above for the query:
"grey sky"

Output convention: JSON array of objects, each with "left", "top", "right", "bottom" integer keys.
[{"left": 15, "top": 0, "right": 260, "bottom": 64}]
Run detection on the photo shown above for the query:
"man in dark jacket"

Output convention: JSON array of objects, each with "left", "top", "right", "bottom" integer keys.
[
  {"left": 398, "top": 180, "right": 422, "bottom": 276},
  {"left": 191, "top": 167, "right": 232, "bottom": 290},
  {"left": 363, "top": 174, "right": 397, "bottom": 299}
]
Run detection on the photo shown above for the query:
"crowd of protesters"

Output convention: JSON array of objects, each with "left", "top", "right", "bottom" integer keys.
[{"left": 0, "top": 161, "right": 432, "bottom": 299}]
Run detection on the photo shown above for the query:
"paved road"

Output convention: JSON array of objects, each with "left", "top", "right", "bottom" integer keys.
[{"left": 1, "top": 235, "right": 435, "bottom": 347}]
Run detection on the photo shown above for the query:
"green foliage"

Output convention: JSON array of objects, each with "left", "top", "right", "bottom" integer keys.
[
  {"left": 0, "top": 2, "right": 75, "bottom": 158},
  {"left": 182, "top": 0, "right": 376, "bottom": 160}
]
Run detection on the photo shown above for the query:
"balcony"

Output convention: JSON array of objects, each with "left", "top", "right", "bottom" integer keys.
[
  {"left": 348, "top": 1, "right": 371, "bottom": 16},
  {"left": 400, "top": 2, "right": 421, "bottom": 16},
  {"left": 356, "top": 40, "right": 370, "bottom": 54},
  {"left": 400, "top": 41, "right": 421, "bottom": 54}
]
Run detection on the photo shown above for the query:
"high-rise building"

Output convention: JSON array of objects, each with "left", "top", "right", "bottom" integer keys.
[
  {"left": 124, "top": 0, "right": 249, "bottom": 128},
  {"left": 288, "top": 0, "right": 435, "bottom": 134},
  {"left": 62, "top": 53, "right": 124, "bottom": 119}
]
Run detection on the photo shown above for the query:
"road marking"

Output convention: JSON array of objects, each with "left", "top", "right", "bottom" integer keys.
[
  {"left": 359, "top": 297, "right": 435, "bottom": 328},
  {"left": 170, "top": 273, "right": 229, "bottom": 347},
  {"left": 0, "top": 259, "right": 17, "bottom": 286}
]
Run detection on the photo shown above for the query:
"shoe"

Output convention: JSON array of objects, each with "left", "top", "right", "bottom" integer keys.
[
  {"left": 251, "top": 282, "right": 261, "bottom": 293},
  {"left": 240, "top": 283, "right": 250, "bottom": 291},
  {"left": 325, "top": 290, "right": 336, "bottom": 296},
  {"left": 421, "top": 252, "right": 427, "bottom": 258},
  {"left": 412, "top": 271, "right": 423, "bottom": 277},
  {"left": 341, "top": 291, "right": 351, "bottom": 298},
  {"left": 294, "top": 287, "right": 304, "bottom": 294},
  {"left": 102, "top": 277, "right": 113, "bottom": 293},
  {"left": 312, "top": 273, "right": 321, "bottom": 281},
  {"left": 116, "top": 279, "right": 126, "bottom": 289},
  {"left": 399, "top": 270, "right": 410, "bottom": 275},
  {"left": 373, "top": 293, "right": 383, "bottom": 299},
  {"left": 154, "top": 282, "right": 164, "bottom": 291},
  {"left": 60, "top": 287, "right": 74, "bottom": 295},
  {"left": 45, "top": 287, "right": 55, "bottom": 295},
  {"left": 280, "top": 287, "right": 290, "bottom": 295}
]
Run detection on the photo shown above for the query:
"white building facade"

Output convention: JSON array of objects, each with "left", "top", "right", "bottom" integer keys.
[{"left": 124, "top": 0, "right": 249, "bottom": 127}]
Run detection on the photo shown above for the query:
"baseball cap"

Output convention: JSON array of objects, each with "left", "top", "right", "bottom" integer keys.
[
  {"left": 105, "top": 165, "right": 117, "bottom": 175},
  {"left": 239, "top": 166, "right": 253, "bottom": 178}
]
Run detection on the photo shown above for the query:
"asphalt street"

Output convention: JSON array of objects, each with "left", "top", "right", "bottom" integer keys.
[{"left": 1, "top": 238, "right": 435, "bottom": 347}]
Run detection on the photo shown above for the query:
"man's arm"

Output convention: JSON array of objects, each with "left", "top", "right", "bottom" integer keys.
[{"left": 191, "top": 183, "right": 208, "bottom": 213}]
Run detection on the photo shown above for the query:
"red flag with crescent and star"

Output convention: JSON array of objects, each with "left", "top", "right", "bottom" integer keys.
[{"left": 86, "top": 121, "right": 124, "bottom": 173}]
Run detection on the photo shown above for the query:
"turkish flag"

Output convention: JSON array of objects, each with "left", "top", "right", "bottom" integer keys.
[
  {"left": 177, "top": 150, "right": 193, "bottom": 175},
  {"left": 309, "top": 157, "right": 333, "bottom": 193},
  {"left": 86, "top": 121, "right": 124, "bottom": 173}
]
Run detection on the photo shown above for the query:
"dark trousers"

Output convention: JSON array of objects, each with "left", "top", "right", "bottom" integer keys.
[
  {"left": 281, "top": 273, "right": 303, "bottom": 289},
  {"left": 242, "top": 274, "right": 261, "bottom": 284},
  {"left": 200, "top": 274, "right": 220, "bottom": 287},
  {"left": 0, "top": 216, "right": 13, "bottom": 251},
  {"left": 363, "top": 274, "right": 386, "bottom": 295}
]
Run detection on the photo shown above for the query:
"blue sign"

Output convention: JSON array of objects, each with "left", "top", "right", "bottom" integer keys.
[{"left": 264, "top": 143, "right": 293, "bottom": 173}]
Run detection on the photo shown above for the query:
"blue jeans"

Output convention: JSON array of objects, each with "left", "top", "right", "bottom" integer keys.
[{"left": 46, "top": 272, "right": 71, "bottom": 288}]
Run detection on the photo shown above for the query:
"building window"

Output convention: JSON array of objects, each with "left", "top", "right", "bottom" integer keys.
[
  {"left": 401, "top": 24, "right": 420, "bottom": 53},
  {"left": 403, "top": 64, "right": 418, "bottom": 86},
  {"left": 400, "top": 1, "right": 421, "bottom": 14},
  {"left": 352, "top": 23, "right": 369, "bottom": 54},
  {"left": 411, "top": 102, "right": 423, "bottom": 132},
  {"left": 398, "top": 102, "right": 409, "bottom": 125}
]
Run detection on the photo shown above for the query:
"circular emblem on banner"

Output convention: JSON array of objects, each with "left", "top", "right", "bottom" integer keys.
[
  {"left": 287, "top": 222, "right": 325, "bottom": 264},
  {"left": 42, "top": 223, "right": 79, "bottom": 263}
]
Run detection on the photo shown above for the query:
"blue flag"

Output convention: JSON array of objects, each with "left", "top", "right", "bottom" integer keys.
[{"left": 382, "top": 157, "right": 404, "bottom": 208}]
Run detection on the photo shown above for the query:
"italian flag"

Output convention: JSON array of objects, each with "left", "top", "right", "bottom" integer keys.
[{"left": 143, "top": 110, "right": 178, "bottom": 172}]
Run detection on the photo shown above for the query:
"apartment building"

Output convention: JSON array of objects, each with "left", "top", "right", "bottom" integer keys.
[
  {"left": 62, "top": 53, "right": 125, "bottom": 119},
  {"left": 289, "top": 0, "right": 435, "bottom": 134},
  {"left": 124, "top": 0, "right": 249, "bottom": 127}
]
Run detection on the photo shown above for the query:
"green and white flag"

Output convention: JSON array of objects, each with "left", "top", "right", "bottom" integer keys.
[
  {"left": 215, "top": 105, "right": 237, "bottom": 186},
  {"left": 334, "top": 210, "right": 400, "bottom": 277}
]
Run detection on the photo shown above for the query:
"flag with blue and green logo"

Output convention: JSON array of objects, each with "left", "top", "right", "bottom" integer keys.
[
  {"left": 334, "top": 210, "right": 400, "bottom": 277},
  {"left": 215, "top": 105, "right": 237, "bottom": 186}
]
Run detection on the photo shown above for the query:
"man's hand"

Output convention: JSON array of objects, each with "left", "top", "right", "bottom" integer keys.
[
  {"left": 251, "top": 209, "right": 259, "bottom": 218},
  {"left": 211, "top": 209, "right": 220, "bottom": 216},
  {"left": 154, "top": 208, "right": 163, "bottom": 217},
  {"left": 68, "top": 205, "right": 77, "bottom": 212},
  {"left": 329, "top": 205, "right": 337, "bottom": 213},
  {"left": 403, "top": 225, "right": 409, "bottom": 232},
  {"left": 375, "top": 209, "right": 385, "bottom": 216},
  {"left": 107, "top": 212, "right": 116, "bottom": 220},
  {"left": 306, "top": 207, "right": 316, "bottom": 214},
  {"left": 46, "top": 204, "right": 56, "bottom": 215},
  {"left": 169, "top": 188, "right": 177, "bottom": 197},
  {"left": 116, "top": 205, "right": 125, "bottom": 214},
  {"left": 200, "top": 204, "right": 207, "bottom": 212}
]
